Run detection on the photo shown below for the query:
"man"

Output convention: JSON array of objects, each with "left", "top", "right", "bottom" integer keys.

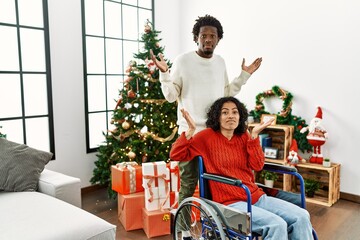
[{"left": 151, "top": 14, "right": 262, "bottom": 240}]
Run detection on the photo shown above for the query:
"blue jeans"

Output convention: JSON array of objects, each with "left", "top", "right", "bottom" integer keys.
[
  {"left": 228, "top": 194, "right": 313, "bottom": 240},
  {"left": 276, "top": 190, "right": 302, "bottom": 207}
]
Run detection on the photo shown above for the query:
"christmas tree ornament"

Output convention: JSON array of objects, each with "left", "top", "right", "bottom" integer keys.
[
  {"left": 127, "top": 151, "right": 136, "bottom": 159},
  {"left": 127, "top": 90, "right": 136, "bottom": 98},
  {"left": 300, "top": 106, "right": 328, "bottom": 164},
  {"left": 114, "top": 97, "right": 122, "bottom": 110},
  {"left": 122, "top": 121, "right": 130, "bottom": 130},
  {"left": 287, "top": 139, "right": 305, "bottom": 165},
  {"left": 144, "top": 24, "right": 151, "bottom": 33}
]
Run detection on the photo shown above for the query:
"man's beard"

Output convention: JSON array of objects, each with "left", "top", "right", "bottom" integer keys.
[{"left": 203, "top": 50, "right": 213, "bottom": 55}]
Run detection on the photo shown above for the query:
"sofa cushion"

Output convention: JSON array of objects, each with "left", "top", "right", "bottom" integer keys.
[
  {"left": 0, "top": 138, "right": 53, "bottom": 192},
  {"left": 0, "top": 191, "right": 116, "bottom": 240}
]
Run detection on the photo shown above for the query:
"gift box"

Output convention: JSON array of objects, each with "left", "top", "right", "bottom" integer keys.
[
  {"left": 142, "top": 162, "right": 171, "bottom": 211},
  {"left": 142, "top": 208, "right": 171, "bottom": 238},
  {"left": 144, "top": 185, "right": 170, "bottom": 211},
  {"left": 118, "top": 192, "right": 145, "bottom": 231},
  {"left": 170, "top": 191, "right": 179, "bottom": 209},
  {"left": 169, "top": 161, "right": 180, "bottom": 192},
  {"left": 111, "top": 162, "right": 143, "bottom": 195},
  {"left": 142, "top": 161, "right": 170, "bottom": 189}
]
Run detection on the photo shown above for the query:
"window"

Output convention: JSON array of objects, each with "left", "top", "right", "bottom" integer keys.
[
  {"left": 0, "top": 0, "right": 54, "bottom": 154},
  {"left": 82, "top": 0, "right": 154, "bottom": 152}
]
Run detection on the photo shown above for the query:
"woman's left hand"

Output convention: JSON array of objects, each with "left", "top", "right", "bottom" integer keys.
[{"left": 251, "top": 118, "right": 275, "bottom": 139}]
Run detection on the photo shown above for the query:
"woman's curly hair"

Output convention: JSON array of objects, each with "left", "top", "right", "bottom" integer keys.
[
  {"left": 192, "top": 14, "right": 224, "bottom": 42},
  {"left": 206, "top": 97, "right": 248, "bottom": 135}
]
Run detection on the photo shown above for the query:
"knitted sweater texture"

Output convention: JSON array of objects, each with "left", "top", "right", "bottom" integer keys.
[
  {"left": 170, "top": 129, "right": 265, "bottom": 205},
  {"left": 160, "top": 51, "right": 250, "bottom": 134}
]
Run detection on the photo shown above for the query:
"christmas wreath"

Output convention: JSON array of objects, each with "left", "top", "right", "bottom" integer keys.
[{"left": 249, "top": 86, "right": 312, "bottom": 152}]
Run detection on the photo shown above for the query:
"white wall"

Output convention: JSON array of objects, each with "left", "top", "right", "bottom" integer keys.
[
  {"left": 46, "top": 0, "right": 97, "bottom": 186},
  {"left": 155, "top": 0, "right": 360, "bottom": 196},
  {"left": 45, "top": 0, "right": 359, "bottom": 196}
]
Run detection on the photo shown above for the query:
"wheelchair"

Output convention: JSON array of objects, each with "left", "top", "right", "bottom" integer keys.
[{"left": 172, "top": 156, "right": 318, "bottom": 240}]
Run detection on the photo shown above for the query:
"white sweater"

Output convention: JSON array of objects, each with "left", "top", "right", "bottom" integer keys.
[{"left": 160, "top": 51, "right": 251, "bottom": 134}]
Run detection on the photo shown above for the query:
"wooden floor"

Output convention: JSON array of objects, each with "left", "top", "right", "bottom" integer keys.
[{"left": 82, "top": 187, "right": 360, "bottom": 240}]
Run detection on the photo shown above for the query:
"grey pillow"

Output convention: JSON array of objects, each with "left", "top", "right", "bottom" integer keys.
[{"left": 0, "top": 138, "right": 53, "bottom": 192}]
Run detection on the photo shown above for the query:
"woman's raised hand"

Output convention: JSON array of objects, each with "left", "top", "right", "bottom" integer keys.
[
  {"left": 251, "top": 118, "right": 275, "bottom": 139},
  {"left": 181, "top": 108, "right": 196, "bottom": 139}
]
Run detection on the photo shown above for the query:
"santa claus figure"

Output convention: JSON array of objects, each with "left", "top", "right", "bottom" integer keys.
[
  {"left": 287, "top": 139, "right": 306, "bottom": 165},
  {"left": 300, "top": 106, "right": 328, "bottom": 164}
]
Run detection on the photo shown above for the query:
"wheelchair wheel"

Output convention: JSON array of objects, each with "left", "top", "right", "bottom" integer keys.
[{"left": 173, "top": 197, "right": 226, "bottom": 240}]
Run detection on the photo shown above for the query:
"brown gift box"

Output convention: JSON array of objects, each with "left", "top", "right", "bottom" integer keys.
[
  {"left": 142, "top": 208, "right": 171, "bottom": 238},
  {"left": 118, "top": 192, "right": 145, "bottom": 231},
  {"left": 112, "top": 164, "right": 143, "bottom": 195}
]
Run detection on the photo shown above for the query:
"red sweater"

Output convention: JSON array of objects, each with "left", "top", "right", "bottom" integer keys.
[{"left": 170, "top": 129, "right": 265, "bottom": 205}]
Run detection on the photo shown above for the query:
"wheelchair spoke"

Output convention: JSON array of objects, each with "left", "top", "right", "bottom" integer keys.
[{"left": 173, "top": 202, "right": 220, "bottom": 240}]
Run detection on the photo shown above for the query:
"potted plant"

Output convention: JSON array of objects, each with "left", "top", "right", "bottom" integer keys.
[
  {"left": 323, "top": 158, "right": 331, "bottom": 167},
  {"left": 0, "top": 126, "right": 6, "bottom": 139},
  {"left": 260, "top": 170, "right": 279, "bottom": 188},
  {"left": 304, "top": 178, "right": 320, "bottom": 197}
]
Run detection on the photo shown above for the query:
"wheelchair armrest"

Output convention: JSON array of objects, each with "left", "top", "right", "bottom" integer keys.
[
  {"left": 203, "top": 173, "right": 242, "bottom": 187},
  {"left": 263, "top": 162, "right": 297, "bottom": 173}
]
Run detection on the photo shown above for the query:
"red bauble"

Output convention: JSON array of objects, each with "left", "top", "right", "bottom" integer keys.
[{"left": 127, "top": 90, "right": 136, "bottom": 98}]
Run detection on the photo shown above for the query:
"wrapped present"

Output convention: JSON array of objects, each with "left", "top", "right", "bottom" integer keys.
[
  {"left": 169, "top": 161, "right": 180, "bottom": 192},
  {"left": 142, "top": 162, "right": 171, "bottom": 211},
  {"left": 144, "top": 185, "right": 170, "bottom": 211},
  {"left": 170, "top": 191, "right": 179, "bottom": 209},
  {"left": 142, "top": 161, "right": 169, "bottom": 189},
  {"left": 118, "top": 192, "right": 145, "bottom": 231},
  {"left": 111, "top": 162, "right": 143, "bottom": 195},
  {"left": 142, "top": 208, "right": 171, "bottom": 238}
]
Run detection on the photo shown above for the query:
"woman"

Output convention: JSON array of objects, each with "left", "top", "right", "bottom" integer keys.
[{"left": 170, "top": 96, "right": 313, "bottom": 240}]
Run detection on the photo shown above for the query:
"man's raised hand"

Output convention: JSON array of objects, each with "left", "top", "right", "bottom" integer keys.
[
  {"left": 150, "top": 49, "right": 169, "bottom": 72},
  {"left": 241, "top": 57, "right": 262, "bottom": 74}
]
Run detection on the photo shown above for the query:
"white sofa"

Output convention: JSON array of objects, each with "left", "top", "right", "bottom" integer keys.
[{"left": 0, "top": 169, "right": 116, "bottom": 240}]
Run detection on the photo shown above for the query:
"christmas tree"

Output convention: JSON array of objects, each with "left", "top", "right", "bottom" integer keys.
[{"left": 91, "top": 21, "right": 178, "bottom": 198}]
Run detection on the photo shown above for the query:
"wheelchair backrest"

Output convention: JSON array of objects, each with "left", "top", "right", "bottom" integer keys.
[{"left": 198, "top": 156, "right": 212, "bottom": 200}]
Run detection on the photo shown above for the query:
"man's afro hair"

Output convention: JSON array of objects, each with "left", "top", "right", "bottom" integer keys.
[{"left": 192, "top": 14, "right": 224, "bottom": 42}]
